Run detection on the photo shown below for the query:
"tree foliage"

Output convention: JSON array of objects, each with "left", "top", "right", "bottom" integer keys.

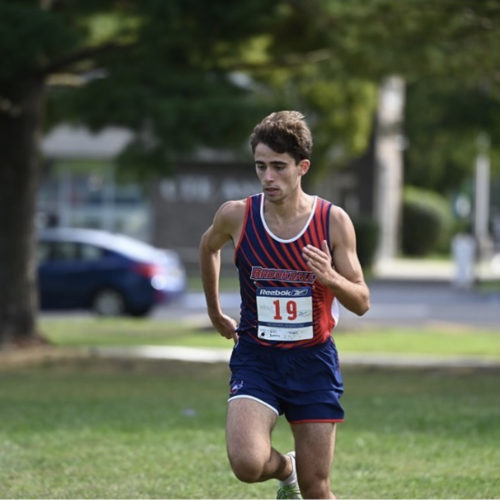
[
  {"left": 405, "top": 81, "right": 500, "bottom": 194},
  {"left": 4, "top": 1, "right": 500, "bottom": 177}
]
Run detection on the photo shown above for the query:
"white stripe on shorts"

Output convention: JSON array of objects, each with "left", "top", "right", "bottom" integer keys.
[{"left": 227, "top": 394, "right": 279, "bottom": 416}]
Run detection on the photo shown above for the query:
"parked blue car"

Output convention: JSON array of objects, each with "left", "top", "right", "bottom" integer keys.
[{"left": 37, "top": 227, "right": 186, "bottom": 316}]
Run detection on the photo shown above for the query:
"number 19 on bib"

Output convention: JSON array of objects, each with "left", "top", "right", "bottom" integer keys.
[{"left": 256, "top": 287, "right": 313, "bottom": 341}]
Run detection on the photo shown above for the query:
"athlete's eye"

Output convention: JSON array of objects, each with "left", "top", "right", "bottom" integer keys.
[{"left": 271, "top": 163, "right": 287, "bottom": 171}]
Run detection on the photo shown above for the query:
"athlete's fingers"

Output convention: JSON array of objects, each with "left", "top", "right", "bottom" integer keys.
[
  {"left": 303, "top": 243, "right": 327, "bottom": 255},
  {"left": 220, "top": 328, "right": 237, "bottom": 340},
  {"left": 320, "top": 239, "right": 332, "bottom": 258},
  {"left": 214, "top": 314, "right": 238, "bottom": 340},
  {"left": 303, "top": 244, "right": 329, "bottom": 264},
  {"left": 302, "top": 244, "right": 335, "bottom": 286},
  {"left": 304, "top": 255, "right": 325, "bottom": 276},
  {"left": 302, "top": 244, "right": 319, "bottom": 258}
]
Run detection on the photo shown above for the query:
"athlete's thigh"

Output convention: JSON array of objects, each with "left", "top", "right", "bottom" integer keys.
[
  {"left": 226, "top": 398, "right": 278, "bottom": 463},
  {"left": 292, "top": 422, "right": 337, "bottom": 482}
]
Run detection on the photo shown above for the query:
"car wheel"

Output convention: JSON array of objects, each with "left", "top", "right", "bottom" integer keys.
[{"left": 92, "top": 288, "right": 126, "bottom": 316}]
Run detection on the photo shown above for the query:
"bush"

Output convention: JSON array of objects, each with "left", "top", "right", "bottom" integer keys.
[
  {"left": 401, "top": 186, "right": 454, "bottom": 256},
  {"left": 353, "top": 216, "right": 379, "bottom": 271}
]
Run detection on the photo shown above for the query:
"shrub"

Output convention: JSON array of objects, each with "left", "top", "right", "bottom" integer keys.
[{"left": 401, "top": 186, "right": 454, "bottom": 256}]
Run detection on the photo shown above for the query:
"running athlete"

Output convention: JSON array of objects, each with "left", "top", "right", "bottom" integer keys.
[{"left": 199, "top": 111, "right": 370, "bottom": 499}]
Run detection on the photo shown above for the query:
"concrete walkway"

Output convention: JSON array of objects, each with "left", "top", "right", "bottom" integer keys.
[
  {"left": 2, "top": 343, "right": 499, "bottom": 371},
  {"left": 373, "top": 254, "right": 500, "bottom": 282},
  {"left": 87, "top": 345, "right": 500, "bottom": 370}
]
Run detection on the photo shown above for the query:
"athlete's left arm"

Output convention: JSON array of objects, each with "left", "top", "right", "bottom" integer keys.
[{"left": 302, "top": 206, "right": 370, "bottom": 316}]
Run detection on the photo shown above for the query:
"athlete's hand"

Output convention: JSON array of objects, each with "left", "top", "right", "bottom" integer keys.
[
  {"left": 302, "top": 240, "right": 337, "bottom": 287},
  {"left": 210, "top": 313, "right": 239, "bottom": 343}
]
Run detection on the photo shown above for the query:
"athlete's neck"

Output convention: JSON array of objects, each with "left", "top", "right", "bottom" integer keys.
[
  {"left": 262, "top": 192, "right": 315, "bottom": 240},
  {"left": 264, "top": 191, "right": 313, "bottom": 220}
]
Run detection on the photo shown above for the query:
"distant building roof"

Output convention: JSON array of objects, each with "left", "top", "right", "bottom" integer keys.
[{"left": 42, "top": 125, "right": 133, "bottom": 159}]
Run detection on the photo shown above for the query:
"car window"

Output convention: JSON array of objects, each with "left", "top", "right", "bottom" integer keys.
[
  {"left": 38, "top": 240, "right": 107, "bottom": 263},
  {"left": 51, "top": 241, "right": 79, "bottom": 261},
  {"left": 79, "top": 243, "right": 105, "bottom": 261}
]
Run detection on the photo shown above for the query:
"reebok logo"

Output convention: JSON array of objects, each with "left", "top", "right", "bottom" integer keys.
[{"left": 257, "top": 288, "right": 310, "bottom": 297}]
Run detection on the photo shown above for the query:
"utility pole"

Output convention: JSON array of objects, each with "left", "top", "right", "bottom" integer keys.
[
  {"left": 474, "top": 132, "right": 492, "bottom": 263},
  {"left": 373, "top": 76, "right": 406, "bottom": 264}
]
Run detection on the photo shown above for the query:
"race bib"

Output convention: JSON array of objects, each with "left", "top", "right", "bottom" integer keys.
[{"left": 256, "top": 286, "right": 313, "bottom": 341}]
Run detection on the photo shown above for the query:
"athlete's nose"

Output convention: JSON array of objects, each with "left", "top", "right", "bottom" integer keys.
[{"left": 261, "top": 167, "right": 275, "bottom": 183}]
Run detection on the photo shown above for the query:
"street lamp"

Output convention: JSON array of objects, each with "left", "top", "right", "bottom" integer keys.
[{"left": 474, "top": 132, "right": 492, "bottom": 263}]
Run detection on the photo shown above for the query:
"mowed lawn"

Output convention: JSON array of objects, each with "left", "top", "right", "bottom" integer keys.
[{"left": 1, "top": 355, "right": 499, "bottom": 498}]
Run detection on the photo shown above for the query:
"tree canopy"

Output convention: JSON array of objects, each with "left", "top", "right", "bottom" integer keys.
[{"left": 3, "top": 0, "right": 500, "bottom": 178}]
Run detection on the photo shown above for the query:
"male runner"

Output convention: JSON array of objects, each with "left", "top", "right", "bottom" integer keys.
[{"left": 199, "top": 111, "right": 370, "bottom": 499}]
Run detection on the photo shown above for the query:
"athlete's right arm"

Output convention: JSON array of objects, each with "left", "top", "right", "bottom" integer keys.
[{"left": 199, "top": 200, "right": 245, "bottom": 341}]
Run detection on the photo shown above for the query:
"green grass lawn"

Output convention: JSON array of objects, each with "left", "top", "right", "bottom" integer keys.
[
  {"left": 40, "top": 317, "right": 500, "bottom": 360},
  {"left": 0, "top": 358, "right": 499, "bottom": 498}
]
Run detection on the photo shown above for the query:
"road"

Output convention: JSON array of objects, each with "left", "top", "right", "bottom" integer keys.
[{"left": 155, "top": 281, "right": 500, "bottom": 331}]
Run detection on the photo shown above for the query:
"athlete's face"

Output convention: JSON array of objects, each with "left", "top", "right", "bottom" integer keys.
[{"left": 254, "top": 143, "right": 310, "bottom": 202}]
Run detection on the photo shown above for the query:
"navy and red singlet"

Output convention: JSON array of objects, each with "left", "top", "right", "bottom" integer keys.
[{"left": 235, "top": 193, "right": 340, "bottom": 348}]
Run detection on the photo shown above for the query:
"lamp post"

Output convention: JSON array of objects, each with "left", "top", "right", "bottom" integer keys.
[
  {"left": 374, "top": 76, "right": 406, "bottom": 264},
  {"left": 474, "top": 132, "right": 492, "bottom": 263}
]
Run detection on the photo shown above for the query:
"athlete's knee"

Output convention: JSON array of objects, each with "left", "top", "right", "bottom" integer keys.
[{"left": 228, "top": 453, "right": 265, "bottom": 483}]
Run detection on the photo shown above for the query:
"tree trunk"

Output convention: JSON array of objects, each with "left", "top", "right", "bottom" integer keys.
[{"left": 0, "top": 79, "right": 45, "bottom": 347}]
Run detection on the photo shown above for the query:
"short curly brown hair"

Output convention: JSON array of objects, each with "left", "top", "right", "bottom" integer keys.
[{"left": 249, "top": 110, "right": 313, "bottom": 164}]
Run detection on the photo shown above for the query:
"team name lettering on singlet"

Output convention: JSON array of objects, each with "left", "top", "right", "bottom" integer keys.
[{"left": 250, "top": 266, "right": 316, "bottom": 284}]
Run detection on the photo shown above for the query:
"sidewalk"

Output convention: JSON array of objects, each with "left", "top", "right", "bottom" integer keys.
[
  {"left": 373, "top": 255, "right": 500, "bottom": 283},
  {"left": 89, "top": 345, "right": 500, "bottom": 370},
  {"left": 2, "top": 344, "right": 500, "bottom": 371}
]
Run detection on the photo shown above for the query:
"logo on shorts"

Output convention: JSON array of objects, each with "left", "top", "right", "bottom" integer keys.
[{"left": 230, "top": 380, "right": 244, "bottom": 395}]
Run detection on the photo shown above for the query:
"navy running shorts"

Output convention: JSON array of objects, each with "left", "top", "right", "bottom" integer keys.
[{"left": 228, "top": 337, "right": 344, "bottom": 423}]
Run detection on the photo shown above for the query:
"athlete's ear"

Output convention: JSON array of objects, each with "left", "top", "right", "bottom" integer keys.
[{"left": 298, "top": 159, "right": 310, "bottom": 176}]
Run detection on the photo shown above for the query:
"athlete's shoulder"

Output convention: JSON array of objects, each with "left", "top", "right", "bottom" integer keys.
[
  {"left": 215, "top": 198, "right": 247, "bottom": 223},
  {"left": 211, "top": 198, "right": 248, "bottom": 236},
  {"left": 328, "top": 204, "right": 356, "bottom": 247},
  {"left": 313, "top": 197, "right": 349, "bottom": 224},
  {"left": 329, "top": 204, "right": 351, "bottom": 224}
]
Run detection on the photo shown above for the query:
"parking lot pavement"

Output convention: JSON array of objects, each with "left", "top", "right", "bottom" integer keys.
[{"left": 339, "top": 281, "right": 500, "bottom": 330}]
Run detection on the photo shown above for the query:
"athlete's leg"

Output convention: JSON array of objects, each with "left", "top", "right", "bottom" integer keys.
[
  {"left": 292, "top": 422, "right": 337, "bottom": 499},
  {"left": 226, "top": 398, "right": 292, "bottom": 483}
]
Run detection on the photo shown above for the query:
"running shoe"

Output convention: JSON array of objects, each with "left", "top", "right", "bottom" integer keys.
[{"left": 276, "top": 451, "right": 302, "bottom": 499}]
